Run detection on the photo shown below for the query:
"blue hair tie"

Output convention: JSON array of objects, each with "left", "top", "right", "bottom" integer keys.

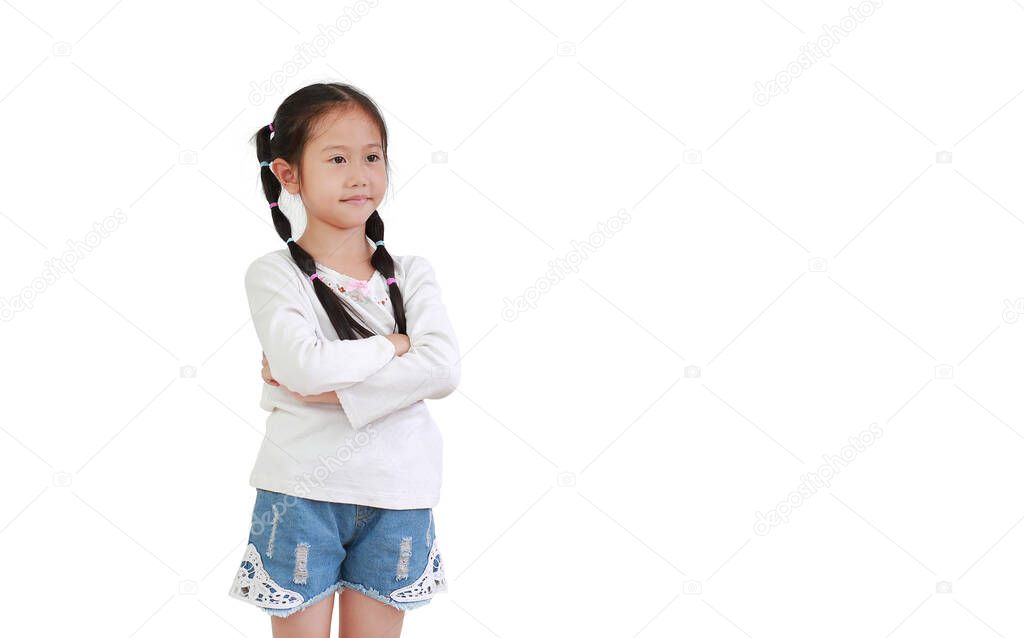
[
  {"left": 286, "top": 237, "right": 295, "bottom": 244},
  {"left": 375, "top": 240, "right": 385, "bottom": 246},
  {"left": 259, "top": 161, "right": 270, "bottom": 168}
]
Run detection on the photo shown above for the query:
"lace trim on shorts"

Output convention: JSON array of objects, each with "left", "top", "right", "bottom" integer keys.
[
  {"left": 229, "top": 542, "right": 305, "bottom": 609},
  {"left": 389, "top": 537, "right": 448, "bottom": 603}
]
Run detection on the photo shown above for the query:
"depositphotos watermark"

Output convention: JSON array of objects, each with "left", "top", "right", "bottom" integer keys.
[
  {"left": 1002, "top": 297, "right": 1024, "bottom": 323},
  {"left": 247, "top": 0, "right": 380, "bottom": 106},
  {"left": 1, "top": 209, "right": 128, "bottom": 322},
  {"left": 249, "top": 424, "right": 381, "bottom": 535},
  {"left": 753, "top": 0, "right": 883, "bottom": 107},
  {"left": 753, "top": 422, "right": 883, "bottom": 536},
  {"left": 501, "top": 208, "right": 632, "bottom": 321}
]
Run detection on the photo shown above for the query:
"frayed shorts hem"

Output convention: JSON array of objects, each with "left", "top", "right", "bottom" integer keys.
[
  {"left": 244, "top": 579, "right": 438, "bottom": 618},
  {"left": 257, "top": 582, "right": 344, "bottom": 618},
  {"left": 338, "top": 579, "right": 435, "bottom": 612}
]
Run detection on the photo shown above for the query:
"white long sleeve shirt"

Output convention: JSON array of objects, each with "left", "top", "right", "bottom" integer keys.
[{"left": 243, "top": 243, "right": 461, "bottom": 509}]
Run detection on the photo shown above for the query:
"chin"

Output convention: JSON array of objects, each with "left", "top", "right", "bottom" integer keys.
[{"left": 311, "top": 212, "right": 365, "bottom": 229}]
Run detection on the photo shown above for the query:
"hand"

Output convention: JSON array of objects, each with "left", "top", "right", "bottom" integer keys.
[
  {"left": 280, "top": 386, "right": 338, "bottom": 404},
  {"left": 385, "top": 333, "right": 411, "bottom": 356},
  {"left": 261, "top": 352, "right": 279, "bottom": 386},
  {"left": 263, "top": 351, "right": 338, "bottom": 404}
]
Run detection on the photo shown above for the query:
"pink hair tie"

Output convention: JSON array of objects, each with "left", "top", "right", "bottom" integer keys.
[
  {"left": 310, "top": 273, "right": 320, "bottom": 283},
  {"left": 268, "top": 122, "right": 274, "bottom": 132},
  {"left": 386, "top": 277, "right": 396, "bottom": 285},
  {"left": 269, "top": 202, "right": 278, "bottom": 208}
]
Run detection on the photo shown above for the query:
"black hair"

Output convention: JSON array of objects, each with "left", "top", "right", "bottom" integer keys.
[{"left": 251, "top": 83, "right": 407, "bottom": 339}]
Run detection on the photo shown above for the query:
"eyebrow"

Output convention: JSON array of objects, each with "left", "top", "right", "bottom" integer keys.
[{"left": 321, "top": 143, "right": 382, "bottom": 151}]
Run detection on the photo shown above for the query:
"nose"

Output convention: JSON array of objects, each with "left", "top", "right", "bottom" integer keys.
[{"left": 347, "top": 163, "right": 368, "bottom": 187}]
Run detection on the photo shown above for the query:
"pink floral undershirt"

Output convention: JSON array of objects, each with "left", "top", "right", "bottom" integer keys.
[{"left": 314, "top": 264, "right": 391, "bottom": 307}]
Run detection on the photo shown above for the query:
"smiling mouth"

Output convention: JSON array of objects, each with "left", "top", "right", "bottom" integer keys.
[{"left": 342, "top": 197, "right": 369, "bottom": 204}]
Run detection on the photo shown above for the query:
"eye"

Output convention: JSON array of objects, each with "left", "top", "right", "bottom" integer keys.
[
  {"left": 368, "top": 153, "right": 381, "bottom": 162},
  {"left": 330, "top": 156, "right": 346, "bottom": 164}
]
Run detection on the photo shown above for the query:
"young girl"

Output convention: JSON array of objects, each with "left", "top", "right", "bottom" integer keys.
[{"left": 227, "top": 83, "right": 461, "bottom": 637}]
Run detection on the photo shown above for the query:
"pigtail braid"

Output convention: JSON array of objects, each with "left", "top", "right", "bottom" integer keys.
[
  {"left": 255, "top": 122, "right": 378, "bottom": 340},
  {"left": 365, "top": 210, "right": 407, "bottom": 335}
]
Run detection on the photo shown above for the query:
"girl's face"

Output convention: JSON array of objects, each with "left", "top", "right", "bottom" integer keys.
[{"left": 279, "top": 107, "right": 387, "bottom": 230}]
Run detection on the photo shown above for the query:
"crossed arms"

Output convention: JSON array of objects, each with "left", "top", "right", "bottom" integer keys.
[{"left": 245, "top": 253, "right": 461, "bottom": 429}]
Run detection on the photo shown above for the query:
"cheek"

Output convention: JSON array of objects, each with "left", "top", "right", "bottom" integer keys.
[{"left": 312, "top": 167, "right": 339, "bottom": 195}]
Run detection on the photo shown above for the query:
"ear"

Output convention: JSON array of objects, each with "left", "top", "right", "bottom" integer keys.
[{"left": 271, "top": 159, "right": 301, "bottom": 195}]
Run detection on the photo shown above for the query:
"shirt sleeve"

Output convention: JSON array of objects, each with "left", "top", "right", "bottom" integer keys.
[
  {"left": 245, "top": 254, "right": 397, "bottom": 397},
  {"left": 259, "top": 383, "right": 274, "bottom": 412},
  {"left": 336, "top": 255, "right": 462, "bottom": 429}
]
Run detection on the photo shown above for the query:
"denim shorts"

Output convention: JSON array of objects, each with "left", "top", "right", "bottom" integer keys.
[{"left": 228, "top": 488, "right": 447, "bottom": 617}]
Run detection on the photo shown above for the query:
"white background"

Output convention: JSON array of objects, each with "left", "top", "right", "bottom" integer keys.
[{"left": 2, "top": 0, "right": 1024, "bottom": 636}]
